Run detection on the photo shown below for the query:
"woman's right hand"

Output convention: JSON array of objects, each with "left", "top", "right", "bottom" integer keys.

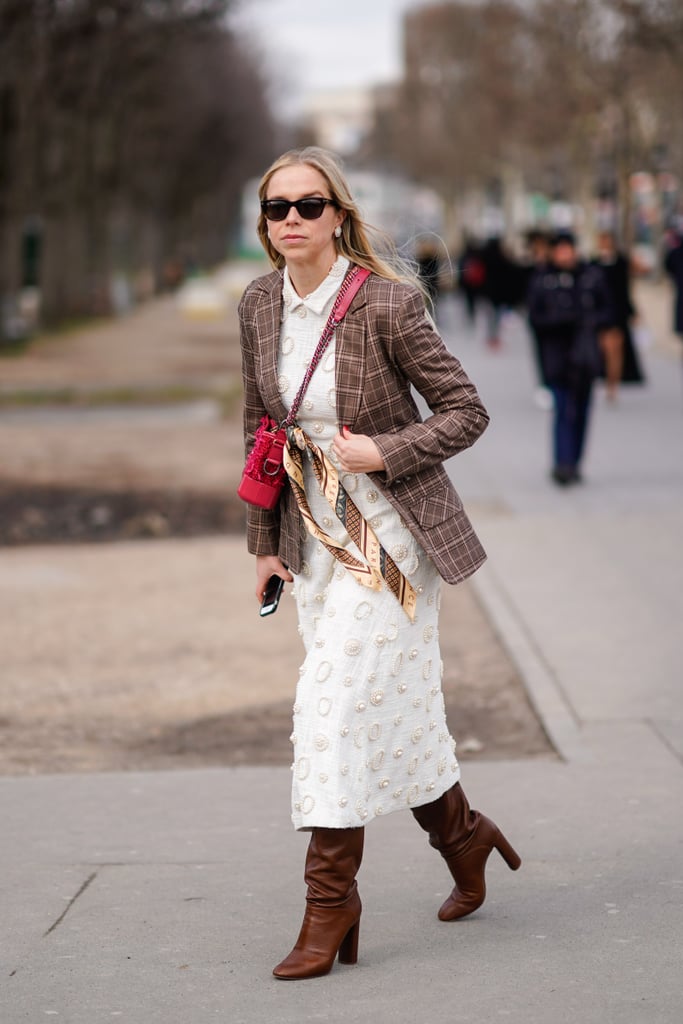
[{"left": 255, "top": 555, "right": 293, "bottom": 604}]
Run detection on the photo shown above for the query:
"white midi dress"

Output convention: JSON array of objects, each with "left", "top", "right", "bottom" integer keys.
[{"left": 278, "top": 258, "right": 460, "bottom": 831}]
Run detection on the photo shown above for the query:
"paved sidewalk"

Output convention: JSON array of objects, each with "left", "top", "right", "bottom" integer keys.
[{"left": 2, "top": 293, "right": 683, "bottom": 1023}]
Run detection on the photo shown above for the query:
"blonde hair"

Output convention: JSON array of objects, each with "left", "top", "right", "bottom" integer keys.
[{"left": 256, "top": 147, "right": 421, "bottom": 290}]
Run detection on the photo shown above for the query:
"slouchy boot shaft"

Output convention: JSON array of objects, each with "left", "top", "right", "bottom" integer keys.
[{"left": 273, "top": 827, "right": 364, "bottom": 980}]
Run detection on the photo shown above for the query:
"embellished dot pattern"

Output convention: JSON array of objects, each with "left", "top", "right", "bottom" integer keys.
[
  {"left": 341, "top": 474, "right": 359, "bottom": 494},
  {"left": 405, "top": 553, "right": 420, "bottom": 576},
  {"left": 278, "top": 256, "right": 460, "bottom": 831},
  {"left": 315, "top": 661, "right": 332, "bottom": 683}
]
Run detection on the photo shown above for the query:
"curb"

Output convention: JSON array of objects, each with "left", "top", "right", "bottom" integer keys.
[{"left": 472, "top": 564, "right": 590, "bottom": 764}]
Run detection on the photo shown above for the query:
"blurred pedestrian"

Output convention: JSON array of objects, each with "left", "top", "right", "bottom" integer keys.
[
  {"left": 239, "top": 146, "right": 521, "bottom": 980},
  {"left": 480, "top": 237, "right": 517, "bottom": 349},
  {"left": 415, "top": 238, "right": 441, "bottom": 311},
  {"left": 457, "top": 235, "right": 486, "bottom": 324},
  {"left": 523, "top": 230, "right": 553, "bottom": 408},
  {"left": 593, "top": 231, "right": 645, "bottom": 401},
  {"left": 664, "top": 227, "right": 683, "bottom": 344},
  {"left": 527, "top": 231, "right": 614, "bottom": 485},
  {"left": 525, "top": 229, "right": 551, "bottom": 274}
]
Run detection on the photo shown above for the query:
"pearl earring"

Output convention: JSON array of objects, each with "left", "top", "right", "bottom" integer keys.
[{"left": 334, "top": 226, "right": 342, "bottom": 238}]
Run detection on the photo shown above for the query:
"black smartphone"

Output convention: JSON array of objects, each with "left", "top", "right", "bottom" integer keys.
[{"left": 260, "top": 574, "right": 285, "bottom": 617}]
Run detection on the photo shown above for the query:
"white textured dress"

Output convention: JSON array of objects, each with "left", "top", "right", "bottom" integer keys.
[{"left": 278, "top": 258, "right": 460, "bottom": 831}]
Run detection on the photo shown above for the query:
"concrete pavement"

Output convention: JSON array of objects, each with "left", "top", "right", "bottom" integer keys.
[{"left": 2, "top": 293, "right": 683, "bottom": 1023}]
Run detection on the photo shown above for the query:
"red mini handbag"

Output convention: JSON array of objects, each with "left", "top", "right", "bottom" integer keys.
[{"left": 237, "top": 416, "right": 288, "bottom": 510}]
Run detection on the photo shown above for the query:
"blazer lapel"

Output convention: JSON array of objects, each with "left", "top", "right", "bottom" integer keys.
[
  {"left": 334, "top": 288, "right": 367, "bottom": 429},
  {"left": 256, "top": 274, "right": 288, "bottom": 424}
]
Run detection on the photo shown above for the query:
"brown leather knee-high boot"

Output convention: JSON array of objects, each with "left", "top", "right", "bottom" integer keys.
[
  {"left": 273, "top": 826, "right": 364, "bottom": 980},
  {"left": 411, "top": 782, "right": 521, "bottom": 921}
]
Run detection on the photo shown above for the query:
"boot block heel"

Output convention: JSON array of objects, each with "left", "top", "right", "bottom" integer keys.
[
  {"left": 337, "top": 920, "right": 360, "bottom": 965},
  {"left": 495, "top": 829, "right": 521, "bottom": 871}
]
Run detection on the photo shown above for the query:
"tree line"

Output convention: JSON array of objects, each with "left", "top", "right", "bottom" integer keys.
[
  {"left": 362, "top": 0, "right": 683, "bottom": 245},
  {"left": 0, "top": 0, "right": 275, "bottom": 334}
]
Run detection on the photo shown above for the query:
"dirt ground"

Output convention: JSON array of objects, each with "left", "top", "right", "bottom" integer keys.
[
  {"left": 0, "top": 538, "right": 553, "bottom": 775},
  {"left": 0, "top": 279, "right": 555, "bottom": 773}
]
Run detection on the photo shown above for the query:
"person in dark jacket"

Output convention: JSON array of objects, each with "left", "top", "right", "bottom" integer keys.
[
  {"left": 481, "top": 236, "right": 518, "bottom": 348},
  {"left": 415, "top": 238, "right": 441, "bottom": 312},
  {"left": 593, "top": 231, "right": 645, "bottom": 400},
  {"left": 664, "top": 229, "right": 683, "bottom": 341},
  {"left": 528, "top": 231, "right": 614, "bottom": 485},
  {"left": 523, "top": 230, "right": 552, "bottom": 404},
  {"left": 457, "top": 235, "right": 486, "bottom": 324}
]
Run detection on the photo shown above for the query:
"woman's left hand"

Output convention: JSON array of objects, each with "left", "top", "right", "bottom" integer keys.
[{"left": 332, "top": 426, "right": 385, "bottom": 474}]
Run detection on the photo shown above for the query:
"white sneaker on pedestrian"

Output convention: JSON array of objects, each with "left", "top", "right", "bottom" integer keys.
[{"left": 534, "top": 387, "right": 553, "bottom": 411}]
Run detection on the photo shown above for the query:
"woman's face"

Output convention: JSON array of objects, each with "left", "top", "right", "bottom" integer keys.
[
  {"left": 552, "top": 241, "right": 577, "bottom": 270},
  {"left": 264, "top": 164, "right": 344, "bottom": 272}
]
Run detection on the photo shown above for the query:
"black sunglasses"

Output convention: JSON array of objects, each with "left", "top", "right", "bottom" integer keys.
[{"left": 261, "top": 197, "right": 337, "bottom": 222}]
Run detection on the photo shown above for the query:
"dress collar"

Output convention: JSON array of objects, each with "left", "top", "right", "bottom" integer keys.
[{"left": 282, "top": 256, "right": 350, "bottom": 316}]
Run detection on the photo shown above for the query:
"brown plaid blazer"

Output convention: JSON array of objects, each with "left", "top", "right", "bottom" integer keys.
[{"left": 239, "top": 268, "right": 490, "bottom": 585}]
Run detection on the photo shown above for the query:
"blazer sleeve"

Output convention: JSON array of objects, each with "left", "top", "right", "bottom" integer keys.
[
  {"left": 370, "top": 285, "right": 490, "bottom": 483},
  {"left": 238, "top": 284, "right": 281, "bottom": 558}
]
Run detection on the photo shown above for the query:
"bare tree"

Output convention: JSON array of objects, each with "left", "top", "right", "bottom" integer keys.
[
  {"left": 362, "top": 0, "right": 682, "bottom": 246},
  {"left": 390, "top": 2, "right": 527, "bottom": 194},
  {"left": 0, "top": 0, "right": 275, "bottom": 333}
]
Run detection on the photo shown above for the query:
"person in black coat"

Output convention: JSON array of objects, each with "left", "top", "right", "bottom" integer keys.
[
  {"left": 527, "top": 231, "right": 614, "bottom": 485},
  {"left": 457, "top": 235, "right": 486, "bottom": 324},
  {"left": 480, "top": 237, "right": 518, "bottom": 348},
  {"left": 416, "top": 238, "right": 441, "bottom": 310},
  {"left": 593, "top": 231, "right": 645, "bottom": 400},
  {"left": 523, "top": 230, "right": 552, "bottom": 396},
  {"left": 664, "top": 230, "right": 683, "bottom": 341}
]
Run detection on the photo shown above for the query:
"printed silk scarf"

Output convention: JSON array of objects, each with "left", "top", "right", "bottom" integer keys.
[{"left": 283, "top": 427, "right": 417, "bottom": 622}]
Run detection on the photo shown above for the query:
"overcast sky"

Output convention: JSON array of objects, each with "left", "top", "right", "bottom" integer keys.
[{"left": 231, "top": 0, "right": 427, "bottom": 117}]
